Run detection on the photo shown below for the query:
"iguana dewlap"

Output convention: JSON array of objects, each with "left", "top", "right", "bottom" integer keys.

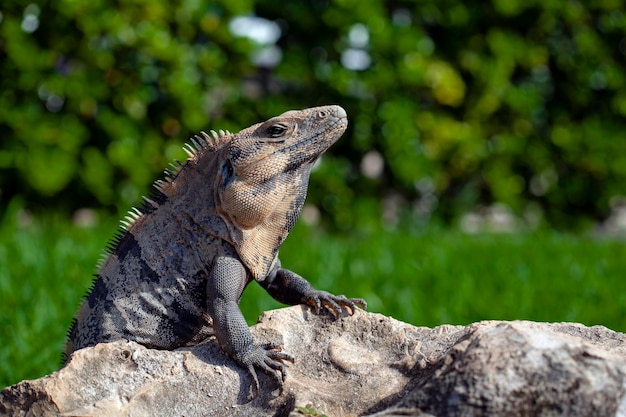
[{"left": 65, "top": 105, "right": 366, "bottom": 394}]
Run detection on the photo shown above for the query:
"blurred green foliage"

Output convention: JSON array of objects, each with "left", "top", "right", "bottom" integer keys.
[{"left": 1, "top": 1, "right": 626, "bottom": 228}]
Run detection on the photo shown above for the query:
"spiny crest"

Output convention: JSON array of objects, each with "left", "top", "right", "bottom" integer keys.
[
  {"left": 62, "top": 317, "right": 78, "bottom": 363},
  {"left": 96, "top": 226, "right": 130, "bottom": 273},
  {"left": 95, "top": 128, "right": 233, "bottom": 273},
  {"left": 155, "top": 129, "right": 233, "bottom": 192},
  {"left": 103, "top": 228, "right": 128, "bottom": 255},
  {"left": 183, "top": 129, "right": 232, "bottom": 158},
  {"left": 96, "top": 205, "right": 148, "bottom": 272},
  {"left": 119, "top": 207, "right": 143, "bottom": 231},
  {"left": 94, "top": 251, "right": 110, "bottom": 271}
]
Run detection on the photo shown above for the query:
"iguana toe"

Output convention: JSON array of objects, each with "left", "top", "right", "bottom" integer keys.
[
  {"left": 304, "top": 291, "right": 367, "bottom": 318},
  {"left": 238, "top": 343, "right": 294, "bottom": 396}
]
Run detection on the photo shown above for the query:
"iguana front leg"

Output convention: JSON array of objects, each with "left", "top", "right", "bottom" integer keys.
[
  {"left": 261, "top": 260, "right": 367, "bottom": 317},
  {"left": 207, "top": 255, "right": 294, "bottom": 395}
]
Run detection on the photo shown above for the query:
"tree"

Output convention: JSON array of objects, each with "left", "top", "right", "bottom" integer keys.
[{"left": 1, "top": 0, "right": 625, "bottom": 229}]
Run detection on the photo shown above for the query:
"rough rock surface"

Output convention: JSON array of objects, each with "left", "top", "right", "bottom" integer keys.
[{"left": 2, "top": 306, "right": 626, "bottom": 417}]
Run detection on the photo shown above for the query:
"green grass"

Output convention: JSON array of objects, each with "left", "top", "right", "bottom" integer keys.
[{"left": 1, "top": 206, "right": 625, "bottom": 389}]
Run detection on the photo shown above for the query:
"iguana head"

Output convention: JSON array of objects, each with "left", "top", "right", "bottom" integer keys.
[{"left": 214, "top": 105, "right": 348, "bottom": 278}]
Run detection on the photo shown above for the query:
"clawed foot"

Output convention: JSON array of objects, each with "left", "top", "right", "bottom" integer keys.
[
  {"left": 236, "top": 342, "right": 294, "bottom": 396},
  {"left": 303, "top": 290, "right": 367, "bottom": 318}
]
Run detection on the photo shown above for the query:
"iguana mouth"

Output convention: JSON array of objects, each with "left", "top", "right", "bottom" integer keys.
[{"left": 281, "top": 106, "right": 348, "bottom": 160}]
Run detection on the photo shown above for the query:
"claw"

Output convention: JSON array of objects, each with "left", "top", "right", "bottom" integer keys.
[
  {"left": 313, "top": 297, "right": 321, "bottom": 315},
  {"left": 246, "top": 364, "right": 261, "bottom": 397},
  {"left": 237, "top": 343, "right": 294, "bottom": 397},
  {"left": 352, "top": 298, "right": 368, "bottom": 310},
  {"left": 323, "top": 298, "right": 343, "bottom": 318},
  {"left": 305, "top": 291, "right": 367, "bottom": 318},
  {"left": 341, "top": 296, "right": 367, "bottom": 313}
]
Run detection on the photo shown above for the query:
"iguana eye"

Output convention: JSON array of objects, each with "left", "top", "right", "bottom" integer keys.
[{"left": 268, "top": 124, "right": 288, "bottom": 137}]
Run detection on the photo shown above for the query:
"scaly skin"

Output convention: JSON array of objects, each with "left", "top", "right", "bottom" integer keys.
[{"left": 66, "top": 105, "right": 366, "bottom": 395}]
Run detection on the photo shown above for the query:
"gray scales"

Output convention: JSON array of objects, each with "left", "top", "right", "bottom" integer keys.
[{"left": 65, "top": 105, "right": 366, "bottom": 394}]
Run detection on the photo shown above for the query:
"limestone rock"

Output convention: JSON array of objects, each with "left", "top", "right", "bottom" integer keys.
[{"left": 1, "top": 307, "right": 625, "bottom": 417}]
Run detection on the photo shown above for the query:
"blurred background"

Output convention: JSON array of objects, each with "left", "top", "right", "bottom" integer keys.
[{"left": 1, "top": 0, "right": 626, "bottom": 386}]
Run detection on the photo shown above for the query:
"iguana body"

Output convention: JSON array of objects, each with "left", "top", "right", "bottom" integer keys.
[{"left": 66, "top": 105, "right": 365, "bottom": 392}]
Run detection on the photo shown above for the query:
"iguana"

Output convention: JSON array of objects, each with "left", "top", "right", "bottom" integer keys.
[{"left": 65, "top": 105, "right": 366, "bottom": 394}]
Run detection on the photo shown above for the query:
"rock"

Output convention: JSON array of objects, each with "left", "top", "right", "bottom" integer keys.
[
  {"left": 368, "top": 321, "right": 626, "bottom": 417},
  {"left": 2, "top": 307, "right": 626, "bottom": 417}
]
